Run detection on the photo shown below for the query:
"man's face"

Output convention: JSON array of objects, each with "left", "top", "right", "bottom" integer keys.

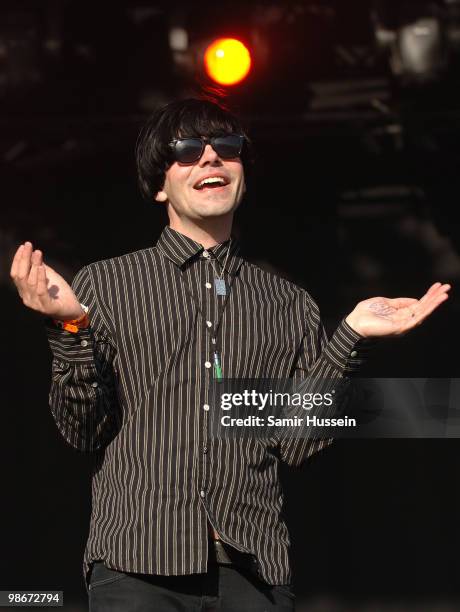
[{"left": 155, "top": 139, "right": 246, "bottom": 221}]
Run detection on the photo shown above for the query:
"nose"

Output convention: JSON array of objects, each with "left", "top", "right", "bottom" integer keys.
[{"left": 199, "top": 143, "right": 221, "bottom": 166}]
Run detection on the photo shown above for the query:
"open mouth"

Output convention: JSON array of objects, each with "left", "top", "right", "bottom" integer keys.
[{"left": 193, "top": 176, "right": 230, "bottom": 190}]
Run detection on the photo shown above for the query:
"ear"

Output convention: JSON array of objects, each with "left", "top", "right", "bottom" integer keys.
[{"left": 155, "top": 190, "right": 168, "bottom": 203}]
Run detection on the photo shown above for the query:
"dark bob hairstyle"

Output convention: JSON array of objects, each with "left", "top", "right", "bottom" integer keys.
[{"left": 135, "top": 98, "right": 252, "bottom": 201}]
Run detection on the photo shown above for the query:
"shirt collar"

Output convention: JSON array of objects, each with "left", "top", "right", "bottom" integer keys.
[{"left": 156, "top": 226, "right": 244, "bottom": 276}]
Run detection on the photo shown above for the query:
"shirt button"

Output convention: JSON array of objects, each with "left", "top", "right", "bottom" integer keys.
[
  {"left": 91, "top": 382, "right": 98, "bottom": 388},
  {"left": 200, "top": 490, "right": 206, "bottom": 498},
  {"left": 206, "top": 321, "right": 213, "bottom": 328},
  {"left": 211, "top": 338, "right": 216, "bottom": 344},
  {"left": 350, "top": 350, "right": 358, "bottom": 358},
  {"left": 203, "top": 447, "right": 208, "bottom": 454},
  {"left": 80, "top": 340, "right": 88, "bottom": 347},
  {"left": 204, "top": 361, "right": 212, "bottom": 369},
  {"left": 202, "top": 251, "right": 210, "bottom": 259},
  {"left": 205, "top": 282, "right": 212, "bottom": 289},
  {"left": 203, "top": 404, "right": 210, "bottom": 411}
]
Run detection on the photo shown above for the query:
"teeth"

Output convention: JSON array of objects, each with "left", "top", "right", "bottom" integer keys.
[{"left": 197, "top": 177, "right": 226, "bottom": 188}]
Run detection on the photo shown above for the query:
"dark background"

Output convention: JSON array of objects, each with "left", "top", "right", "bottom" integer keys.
[{"left": 1, "top": 1, "right": 460, "bottom": 610}]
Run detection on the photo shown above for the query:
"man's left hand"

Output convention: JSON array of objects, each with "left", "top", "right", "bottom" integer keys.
[{"left": 345, "top": 282, "right": 451, "bottom": 338}]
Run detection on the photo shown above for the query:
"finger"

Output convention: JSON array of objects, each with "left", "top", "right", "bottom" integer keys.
[
  {"left": 31, "top": 249, "right": 43, "bottom": 267},
  {"left": 16, "top": 241, "right": 33, "bottom": 281},
  {"left": 387, "top": 297, "right": 418, "bottom": 309},
  {"left": 419, "top": 282, "right": 450, "bottom": 303},
  {"left": 412, "top": 292, "right": 449, "bottom": 324},
  {"left": 26, "top": 249, "right": 42, "bottom": 285},
  {"left": 27, "top": 261, "right": 39, "bottom": 288},
  {"left": 419, "top": 285, "right": 451, "bottom": 311},
  {"left": 428, "top": 283, "right": 451, "bottom": 298},
  {"left": 36, "top": 265, "right": 49, "bottom": 301},
  {"left": 420, "top": 293, "right": 449, "bottom": 320},
  {"left": 438, "top": 283, "right": 452, "bottom": 294},
  {"left": 418, "top": 282, "right": 443, "bottom": 302},
  {"left": 10, "top": 244, "right": 24, "bottom": 279}
]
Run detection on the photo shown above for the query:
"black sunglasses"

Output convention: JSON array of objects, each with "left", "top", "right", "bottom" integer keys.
[{"left": 168, "top": 134, "right": 244, "bottom": 164}]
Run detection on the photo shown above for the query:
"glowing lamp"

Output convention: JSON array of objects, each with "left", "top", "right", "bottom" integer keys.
[{"left": 204, "top": 38, "right": 251, "bottom": 85}]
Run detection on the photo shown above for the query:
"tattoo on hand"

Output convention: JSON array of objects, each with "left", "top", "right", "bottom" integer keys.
[{"left": 368, "top": 301, "right": 396, "bottom": 319}]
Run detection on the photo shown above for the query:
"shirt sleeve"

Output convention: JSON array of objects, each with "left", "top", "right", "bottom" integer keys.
[
  {"left": 45, "top": 265, "right": 121, "bottom": 452},
  {"left": 278, "top": 291, "right": 375, "bottom": 467}
]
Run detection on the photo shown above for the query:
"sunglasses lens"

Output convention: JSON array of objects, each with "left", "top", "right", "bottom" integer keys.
[
  {"left": 213, "top": 134, "right": 243, "bottom": 159},
  {"left": 171, "top": 134, "right": 243, "bottom": 163},
  {"left": 173, "top": 139, "right": 203, "bottom": 163}
]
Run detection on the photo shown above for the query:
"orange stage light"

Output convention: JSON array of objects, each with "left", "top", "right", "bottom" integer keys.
[{"left": 204, "top": 38, "right": 252, "bottom": 86}]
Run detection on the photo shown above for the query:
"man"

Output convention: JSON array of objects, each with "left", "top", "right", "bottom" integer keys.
[{"left": 10, "top": 98, "right": 450, "bottom": 611}]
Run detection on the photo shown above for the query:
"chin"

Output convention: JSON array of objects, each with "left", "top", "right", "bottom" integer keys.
[
  {"left": 193, "top": 201, "right": 236, "bottom": 217},
  {"left": 196, "top": 209, "right": 233, "bottom": 220}
]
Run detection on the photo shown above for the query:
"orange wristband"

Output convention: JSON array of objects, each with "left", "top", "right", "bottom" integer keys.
[{"left": 54, "top": 311, "right": 90, "bottom": 334}]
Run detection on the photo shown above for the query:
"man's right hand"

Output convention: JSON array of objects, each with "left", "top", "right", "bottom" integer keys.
[{"left": 10, "top": 242, "right": 85, "bottom": 321}]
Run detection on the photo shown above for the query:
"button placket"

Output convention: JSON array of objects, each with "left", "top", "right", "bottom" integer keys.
[
  {"left": 202, "top": 257, "right": 214, "bottom": 494},
  {"left": 181, "top": 256, "right": 214, "bottom": 509},
  {"left": 205, "top": 256, "right": 214, "bottom": 369}
]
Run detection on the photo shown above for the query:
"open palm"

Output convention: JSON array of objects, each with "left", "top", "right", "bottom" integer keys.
[
  {"left": 10, "top": 242, "right": 83, "bottom": 320},
  {"left": 345, "top": 282, "right": 451, "bottom": 338}
]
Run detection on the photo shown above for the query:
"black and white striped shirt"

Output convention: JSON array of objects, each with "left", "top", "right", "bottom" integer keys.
[{"left": 46, "top": 226, "right": 367, "bottom": 589}]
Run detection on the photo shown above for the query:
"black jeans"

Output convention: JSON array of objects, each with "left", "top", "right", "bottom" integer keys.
[{"left": 88, "top": 561, "right": 295, "bottom": 611}]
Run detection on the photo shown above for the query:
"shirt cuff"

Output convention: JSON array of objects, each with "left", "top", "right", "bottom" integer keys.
[
  {"left": 322, "top": 318, "right": 375, "bottom": 374},
  {"left": 45, "top": 319, "right": 95, "bottom": 364}
]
